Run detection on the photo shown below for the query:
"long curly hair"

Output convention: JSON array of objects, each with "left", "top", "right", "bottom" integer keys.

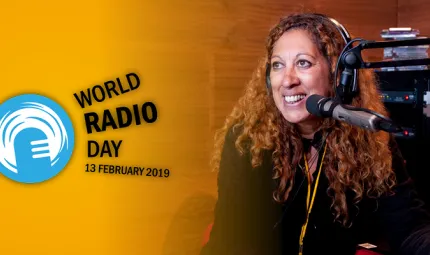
[{"left": 210, "top": 13, "right": 396, "bottom": 226}]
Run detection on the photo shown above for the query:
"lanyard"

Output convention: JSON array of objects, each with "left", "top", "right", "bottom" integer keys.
[{"left": 298, "top": 143, "right": 328, "bottom": 255}]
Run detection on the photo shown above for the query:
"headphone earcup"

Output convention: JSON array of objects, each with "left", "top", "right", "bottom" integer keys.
[{"left": 265, "top": 63, "right": 271, "bottom": 93}]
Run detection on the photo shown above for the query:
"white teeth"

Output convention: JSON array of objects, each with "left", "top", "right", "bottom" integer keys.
[{"left": 284, "top": 94, "right": 306, "bottom": 103}]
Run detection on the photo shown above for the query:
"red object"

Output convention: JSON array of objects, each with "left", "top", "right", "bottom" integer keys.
[
  {"left": 202, "top": 222, "right": 213, "bottom": 246},
  {"left": 405, "top": 95, "right": 409, "bottom": 100},
  {"left": 202, "top": 223, "right": 383, "bottom": 255},
  {"left": 355, "top": 249, "right": 383, "bottom": 255}
]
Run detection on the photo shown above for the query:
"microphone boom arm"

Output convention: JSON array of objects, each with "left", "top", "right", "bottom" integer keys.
[
  {"left": 335, "top": 37, "right": 430, "bottom": 133},
  {"left": 341, "top": 38, "right": 430, "bottom": 69}
]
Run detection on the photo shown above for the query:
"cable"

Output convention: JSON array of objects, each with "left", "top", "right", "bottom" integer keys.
[
  {"left": 273, "top": 130, "right": 331, "bottom": 229},
  {"left": 332, "top": 38, "right": 364, "bottom": 96}
]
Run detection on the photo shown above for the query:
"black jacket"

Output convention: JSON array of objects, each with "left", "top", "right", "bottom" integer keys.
[{"left": 200, "top": 127, "right": 430, "bottom": 255}]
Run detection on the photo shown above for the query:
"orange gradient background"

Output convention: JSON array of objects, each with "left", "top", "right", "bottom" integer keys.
[
  {"left": 1, "top": 1, "right": 224, "bottom": 254},
  {"left": 1, "top": 0, "right": 425, "bottom": 254}
]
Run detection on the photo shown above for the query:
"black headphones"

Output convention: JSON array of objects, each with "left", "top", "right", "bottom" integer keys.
[{"left": 265, "top": 14, "right": 358, "bottom": 105}]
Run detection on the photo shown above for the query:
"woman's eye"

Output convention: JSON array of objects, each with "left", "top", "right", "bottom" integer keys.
[
  {"left": 272, "top": 62, "right": 283, "bottom": 70},
  {"left": 297, "top": 60, "right": 311, "bottom": 68}
]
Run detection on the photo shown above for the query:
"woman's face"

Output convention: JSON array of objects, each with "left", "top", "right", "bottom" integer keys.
[{"left": 269, "top": 29, "right": 331, "bottom": 126}]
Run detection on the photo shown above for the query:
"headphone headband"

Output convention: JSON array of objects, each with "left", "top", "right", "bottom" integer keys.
[{"left": 326, "top": 17, "right": 351, "bottom": 43}]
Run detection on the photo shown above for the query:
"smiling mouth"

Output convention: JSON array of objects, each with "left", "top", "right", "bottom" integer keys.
[{"left": 284, "top": 94, "right": 306, "bottom": 104}]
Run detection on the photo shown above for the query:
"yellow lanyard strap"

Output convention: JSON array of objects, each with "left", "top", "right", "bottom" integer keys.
[{"left": 298, "top": 143, "right": 327, "bottom": 255}]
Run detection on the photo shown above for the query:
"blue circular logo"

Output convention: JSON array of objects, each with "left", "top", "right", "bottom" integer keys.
[{"left": 0, "top": 94, "right": 75, "bottom": 184}]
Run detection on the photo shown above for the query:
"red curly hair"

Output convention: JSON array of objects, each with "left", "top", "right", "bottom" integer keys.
[{"left": 210, "top": 13, "right": 396, "bottom": 226}]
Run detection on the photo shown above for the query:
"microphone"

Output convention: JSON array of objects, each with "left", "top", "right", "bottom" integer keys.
[{"left": 305, "top": 94, "right": 402, "bottom": 133}]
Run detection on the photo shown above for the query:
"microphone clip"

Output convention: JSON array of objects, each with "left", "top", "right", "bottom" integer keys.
[{"left": 318, "top": 97, "right": 339, "bottom": 118}]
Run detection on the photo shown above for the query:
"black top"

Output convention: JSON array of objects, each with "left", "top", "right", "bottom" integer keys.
[{"left": 200, "top": 127, "right": 430, "bottom": 255}]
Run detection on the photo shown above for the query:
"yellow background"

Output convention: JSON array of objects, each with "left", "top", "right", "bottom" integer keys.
[{"left": 1, "top": 1, "right": 226, "bottom": 254}]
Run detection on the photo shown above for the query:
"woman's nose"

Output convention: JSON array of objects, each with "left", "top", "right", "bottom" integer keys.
[{"left": 281, "top": 67, "right": 300, "bottom": 88}]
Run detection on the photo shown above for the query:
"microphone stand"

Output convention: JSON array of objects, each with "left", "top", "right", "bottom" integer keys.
[
  {"left": 341, "top": 37, "right": 430, "bottom": 69},
  {"left": 338, "top": 37, "right": 430, "bottom": 133}
]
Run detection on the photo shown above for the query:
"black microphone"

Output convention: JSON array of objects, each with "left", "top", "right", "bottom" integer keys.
[{"left": 305, "top": 94, "right": 402, "bottom": 133}]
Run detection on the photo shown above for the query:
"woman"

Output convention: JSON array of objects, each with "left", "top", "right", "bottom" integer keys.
[{"left": 200, "top": 13, "right": 430, "bottom": 255}]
